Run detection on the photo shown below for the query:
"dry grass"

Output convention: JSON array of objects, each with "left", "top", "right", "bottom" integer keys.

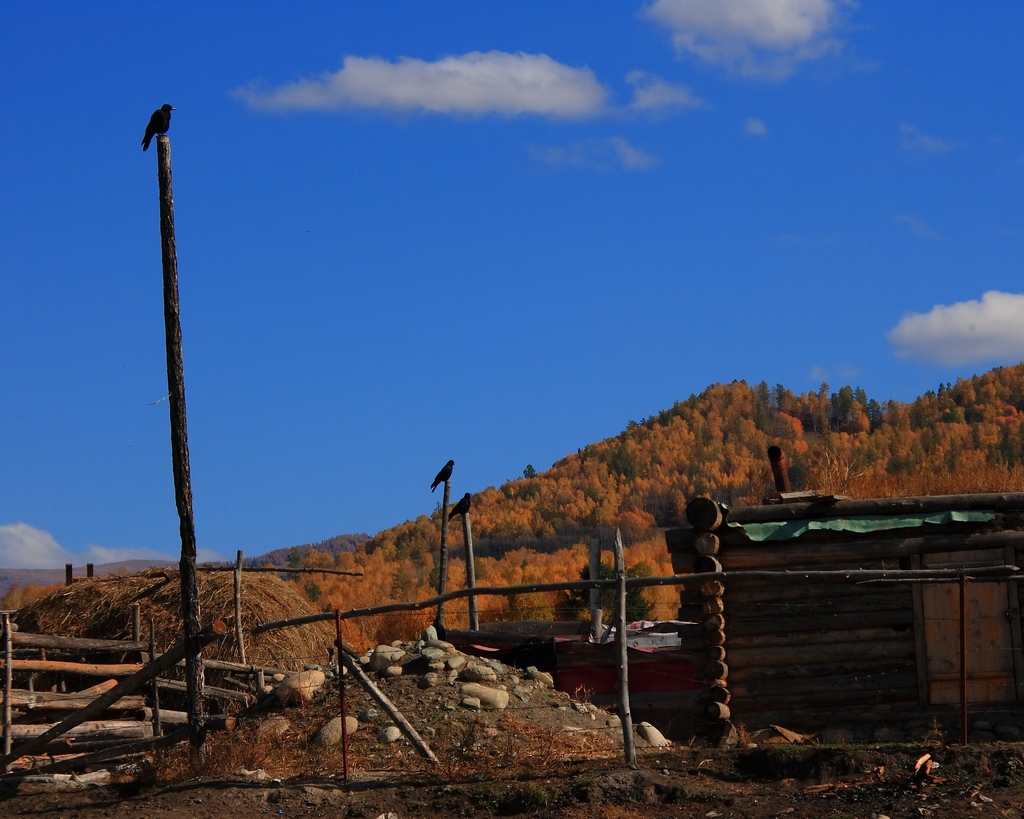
[{"left": 13, "top": 568, "right": 336, "bottom": 672}]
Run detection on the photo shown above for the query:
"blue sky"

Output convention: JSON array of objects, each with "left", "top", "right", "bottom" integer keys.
[{"left": 3, "top": 2, "right": 1024, "bottom": 569}]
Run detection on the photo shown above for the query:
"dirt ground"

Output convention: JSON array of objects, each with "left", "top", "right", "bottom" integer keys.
[{"left": 4, "top": 649, "right": 1024, "bottom": 817}]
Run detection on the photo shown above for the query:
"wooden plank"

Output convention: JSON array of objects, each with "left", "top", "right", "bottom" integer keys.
[
  {"left": 723, "top": 591, "right": 912, "bottom": 619},
  {"left": 1005, "top": 544, "right": 1024, "bottom": 701},
  {"left": 730, "top": 669, "right": 918, "bottom": 699},
  {"left": 910, "top": 554, "right": 930, "bottom": 706},
  {"left": 725, "top": 608, "right": 915, "bottom": 637},
  {"left": 728, "top": 659, "right": 917, "bottom": 684},
  {"left": 0, "top": 660, "right": 143, "bottom": 676},
  {"left": 6, "top": 720, "right": 153, "bottom": 741},
  {"left": 726, "top": 627, "right": 911, "bottom": 650},
  {"left": 727, "top": 639, "right": 915, "bottom": 669},
  {"left": 6, "top": 690, "right": 146, "bottom": 711}
]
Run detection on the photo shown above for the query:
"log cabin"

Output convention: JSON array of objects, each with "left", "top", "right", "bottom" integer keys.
[{"left": 667, "top": 491, "right": 1024, "bottom": 745}]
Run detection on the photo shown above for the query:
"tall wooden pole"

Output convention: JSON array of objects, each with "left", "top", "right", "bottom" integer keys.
[
  {"left": 234, "top": 550, "right": 247, "bottom": 665},
  {"left": 156, "top": 134, "right": 205, "bottom": 756},
  {"left": 613, "top": 529, "right": 636, "bottom": 766},
  {"left": 461, "top": 512, "right": 478, "bottom": 631},
  {"left": 960, "top": 572, "right": 969, "bottom": 746},
  {"left": 435, "top": 480, "right": 451, "bottom": 631},
  {"left": 2, "top": 612, "right": 12, "bottom": 770}
]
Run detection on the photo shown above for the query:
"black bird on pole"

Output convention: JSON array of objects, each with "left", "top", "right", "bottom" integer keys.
[
  {"left": 431, "top": 459, "right": 454, "bottom": 492},
  {"left": 448, "top": 492, "right": 471, "bottom": 521},
  {"left": 142, "top": 104, "right": 175, "bottom": 151}
]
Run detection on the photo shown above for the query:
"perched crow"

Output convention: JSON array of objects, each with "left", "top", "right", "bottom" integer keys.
[
  {"left": 448, "top": 492, "right": 471, "bottom": 521},
  {"left": 142, "top": 104, "right": 175, "bottom": 151},
  {"left": 431, "top": 459, "right": 454, "bottom": 492}
]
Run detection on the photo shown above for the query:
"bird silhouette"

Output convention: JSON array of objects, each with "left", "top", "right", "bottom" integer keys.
[
  {"left": 448, "top": 492, "right": 471, "bottom": 521},
  {"left": 142, "top": 104, "right": 175, "bottom": 151},
  {"left": 431, "top": 459, "right": 454, "bottom": 492}
]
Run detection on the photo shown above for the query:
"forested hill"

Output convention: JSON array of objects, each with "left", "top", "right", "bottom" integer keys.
[{"left": 366, "top": 364, "right": 1024, "bottom": 561}]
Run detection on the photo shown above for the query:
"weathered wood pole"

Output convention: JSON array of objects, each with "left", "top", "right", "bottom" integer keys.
[
  {"left": 149, "top": 616, "right": 161, "bottom": 738},
  {"left": 435, "top": 480, "right": 451, "bottom": 630},
  {"left": 461, "top": 511, "right": 479, "bottom": 630},
  {"left": 335, "top": 610, "right": 349, "bottom": 780},
  {"left": 234, "top": 550, "right": 247, "bottom": 665},
  {"left": 3, "top": 612, "right": 12, "bottom": 770},
  {"left": 65, "top": 564, "right": 72, "bottom": 587},
  {"left": 613, "top": 529, "right": 636, "bottom": 766},
  {"left": 589, "top": 537, "right": 603, "bottom": 641},
  {"left": 960, "top": 572, "right": 969, "bottom": 746},
  {"left": 156, "top": 133, "right": 205, "bottom": 756}
]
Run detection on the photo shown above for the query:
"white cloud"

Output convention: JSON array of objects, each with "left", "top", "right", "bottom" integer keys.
[
  {"left": 893, "top": 213, "right": 941, "bottom": 239},
  {"left": 643, "top": 0, "right": 849, "bottom": 78},
  {"left": 900, "top": 123, "right": 956, "bottom": 155},
  {"left": 625, "top": 71, "right": 704, "bottom": 112},
  {"left": 889, "top": 291, "right": 1024, "bottom": 365},
  {"left": 531, "top": 137, "right": 658, "bottom": 170},
  {"left": 745, "top": 117, "right": 767, "bottom": 136},
  {"left": 234, "top": 52, "right": 608, "bottom": 118},
  {"left": 0, "top": 523, "right": 71, "bottom": 569}
]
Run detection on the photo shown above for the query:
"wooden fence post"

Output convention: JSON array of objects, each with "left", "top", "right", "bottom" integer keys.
[
  {"left": 2, "top": 612, "right": 12, "bottom": 771},
  {"left": 613, "top": 530, "right": 636, "bottom": 766},
  {"left": 234, "top": 550, "right": 247, "bottom": 665},
  {"left": 155, "top": 133, "right": 205, "bottom": 756},
  {"left": 589, "top": 537, "right": 603, "bottom": 641},
  {"left": 461, "top": 511, "right": 479, "bottom": 631},
  {"left": 435, "top": 480, "right": 451, "bottom": 630}
]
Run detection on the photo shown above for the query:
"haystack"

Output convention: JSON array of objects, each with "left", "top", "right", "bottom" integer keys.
[{"left": 13, "top": 568, "right": 335, "bottom": 672}]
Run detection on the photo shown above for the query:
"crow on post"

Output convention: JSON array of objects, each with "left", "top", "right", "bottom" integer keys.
[
  {"left": 448, "top": 492, "right": 471, "bottom": 521},
  {"left": 431, "top": 459, "right": 454, "bottom": 492},
  {"left": 142, "top": 104, "right": 175, "bottom": 151}
]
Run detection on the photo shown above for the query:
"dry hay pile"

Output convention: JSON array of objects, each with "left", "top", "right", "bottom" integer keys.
[{"left": 13, "top": 568, "right": 335, "bottom": 672}]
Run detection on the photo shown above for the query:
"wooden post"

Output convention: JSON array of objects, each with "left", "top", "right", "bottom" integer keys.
[
  {"left": 3, "top": 612, "right": 12, "bottom": 771},
  {"left": 613, "top": 530, "right": 636, "bottom": 766},
  {"left": 435, "top": 480, "right": 451, "bottom": 631},
  {"left": 589, "top": 537, "right": 603, "bottom": 641},
  {"left": 960, "top": 572, "right": 969, "bottom": 746},
  {"left": 461, "top": 511, "right": 479, "bottom": 631},
  {"left": 156, "top": 133, "right": 205, "bottom": 757},
  {"left": 65, "top": 564, "right": 72, "bottom": 587},
  {"left": 234, "top": 550, "right": 247, "bottom": 665},
  {"left": 149, "top": 616, "right": 161, "bottom": 738},
  {"left": 335, "top": 611, "right": 349, "bottom": 780},
  {"left": 86, "top": 563, "right": 94, "bottom": 579}
]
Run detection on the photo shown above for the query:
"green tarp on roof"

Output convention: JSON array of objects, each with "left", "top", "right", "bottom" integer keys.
[{"left": 728, "top": 510, "right": 995, "bottom": 542}]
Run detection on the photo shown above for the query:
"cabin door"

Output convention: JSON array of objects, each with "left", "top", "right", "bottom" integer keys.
[{"left": 918, "top": 548, "right": 1022, "bottom": 705}]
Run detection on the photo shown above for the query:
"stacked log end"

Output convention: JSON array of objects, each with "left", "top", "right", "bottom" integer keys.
[{"left": 681, "top": 497, "right": 734, "bottom": 745}]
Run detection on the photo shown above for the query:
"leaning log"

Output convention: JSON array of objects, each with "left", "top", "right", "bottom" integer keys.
[
  {"left": 7, "top": 689, "right": 146, "bottom": 711},
  {"left": 6, "top": 721, "right": 153, "bottom": 741},
  {"left": 11, "top": 633, "right": 149, "bottom": 653}
]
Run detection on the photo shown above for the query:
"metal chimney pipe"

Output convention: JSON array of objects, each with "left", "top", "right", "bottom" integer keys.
[{"left": 768, "top": 446, "right": 791, "bottom": 493}]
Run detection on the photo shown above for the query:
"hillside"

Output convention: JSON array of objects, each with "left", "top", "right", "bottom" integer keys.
[{"left": 364, "top": 363, "right": 1024, "bottom": 564}]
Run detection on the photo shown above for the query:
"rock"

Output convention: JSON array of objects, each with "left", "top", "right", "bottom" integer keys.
[
  {"left": 446, "top": 654, "right": 467, "bottom": 672},
  {"left": 272, "top": 673, "right": 286, "bottom": 683},
  {"left": 636, "top": 722, "right": 670, "bottom": 748},
  {"left": 378, "top": 726, "right": 403, "bottom": 743},
  {"left": 419, "top": 647, "right": 447, "bottom": 662},
  {"left": 258, "top": 716, "right": 291, "bottom": 740},
  {"left": 358, "top": 708, "right": 379, "bottom": 723},
  {"left": 418, "top": 672, "right": 439, "bottom": 689},
  {"left": 460, "top": 665, "right": 498, "bottom": 683},
  {"left": 606, "top": 715, "right": 621, "bottom": 728},
  {"left": 461, "top": 697, "right": 482, "bottom": 711},
  {"left": 368, "top": 645, "right": 406, "bottom": 672},
  {"left": 485, "top": 659, "right": 505, "bottom": 674},
  {"left": 379, "top": 664, "right": 403, "bottom": 679},
  {"left": 423, "top": 625, "right": 438, "bottom": 642},
  {"left": 276, "top": 670, "right": 326, "bottom": 707},
  {"left": 421, "top": 726, "right": 437, "bottom": 740},
  {"left": 311, "top": 716, "right": 359, "bottom": 747},
  {"left": 461, "top": 682, "right": 510, "bottom": 711},
  {"left": 527, "top": 669, "right": 554, "bottom": 688},
  {"left": 427, "top": 639, "right": 457, "bottom": 654}
]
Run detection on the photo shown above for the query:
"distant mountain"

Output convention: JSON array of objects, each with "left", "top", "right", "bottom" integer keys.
[
  {"left": 0, "top": 559, "right": 175, "bottom": 597},
  {"left": 0, "top": 535, "right": 371, "bottom": 597},
  {"left": 241, "top": 534, "right": 370, "bottom": 569}
]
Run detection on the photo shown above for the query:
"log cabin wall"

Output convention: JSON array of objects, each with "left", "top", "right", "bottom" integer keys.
[{"left": 667, "top": 492, "right": 1024, "bottom": 743}]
